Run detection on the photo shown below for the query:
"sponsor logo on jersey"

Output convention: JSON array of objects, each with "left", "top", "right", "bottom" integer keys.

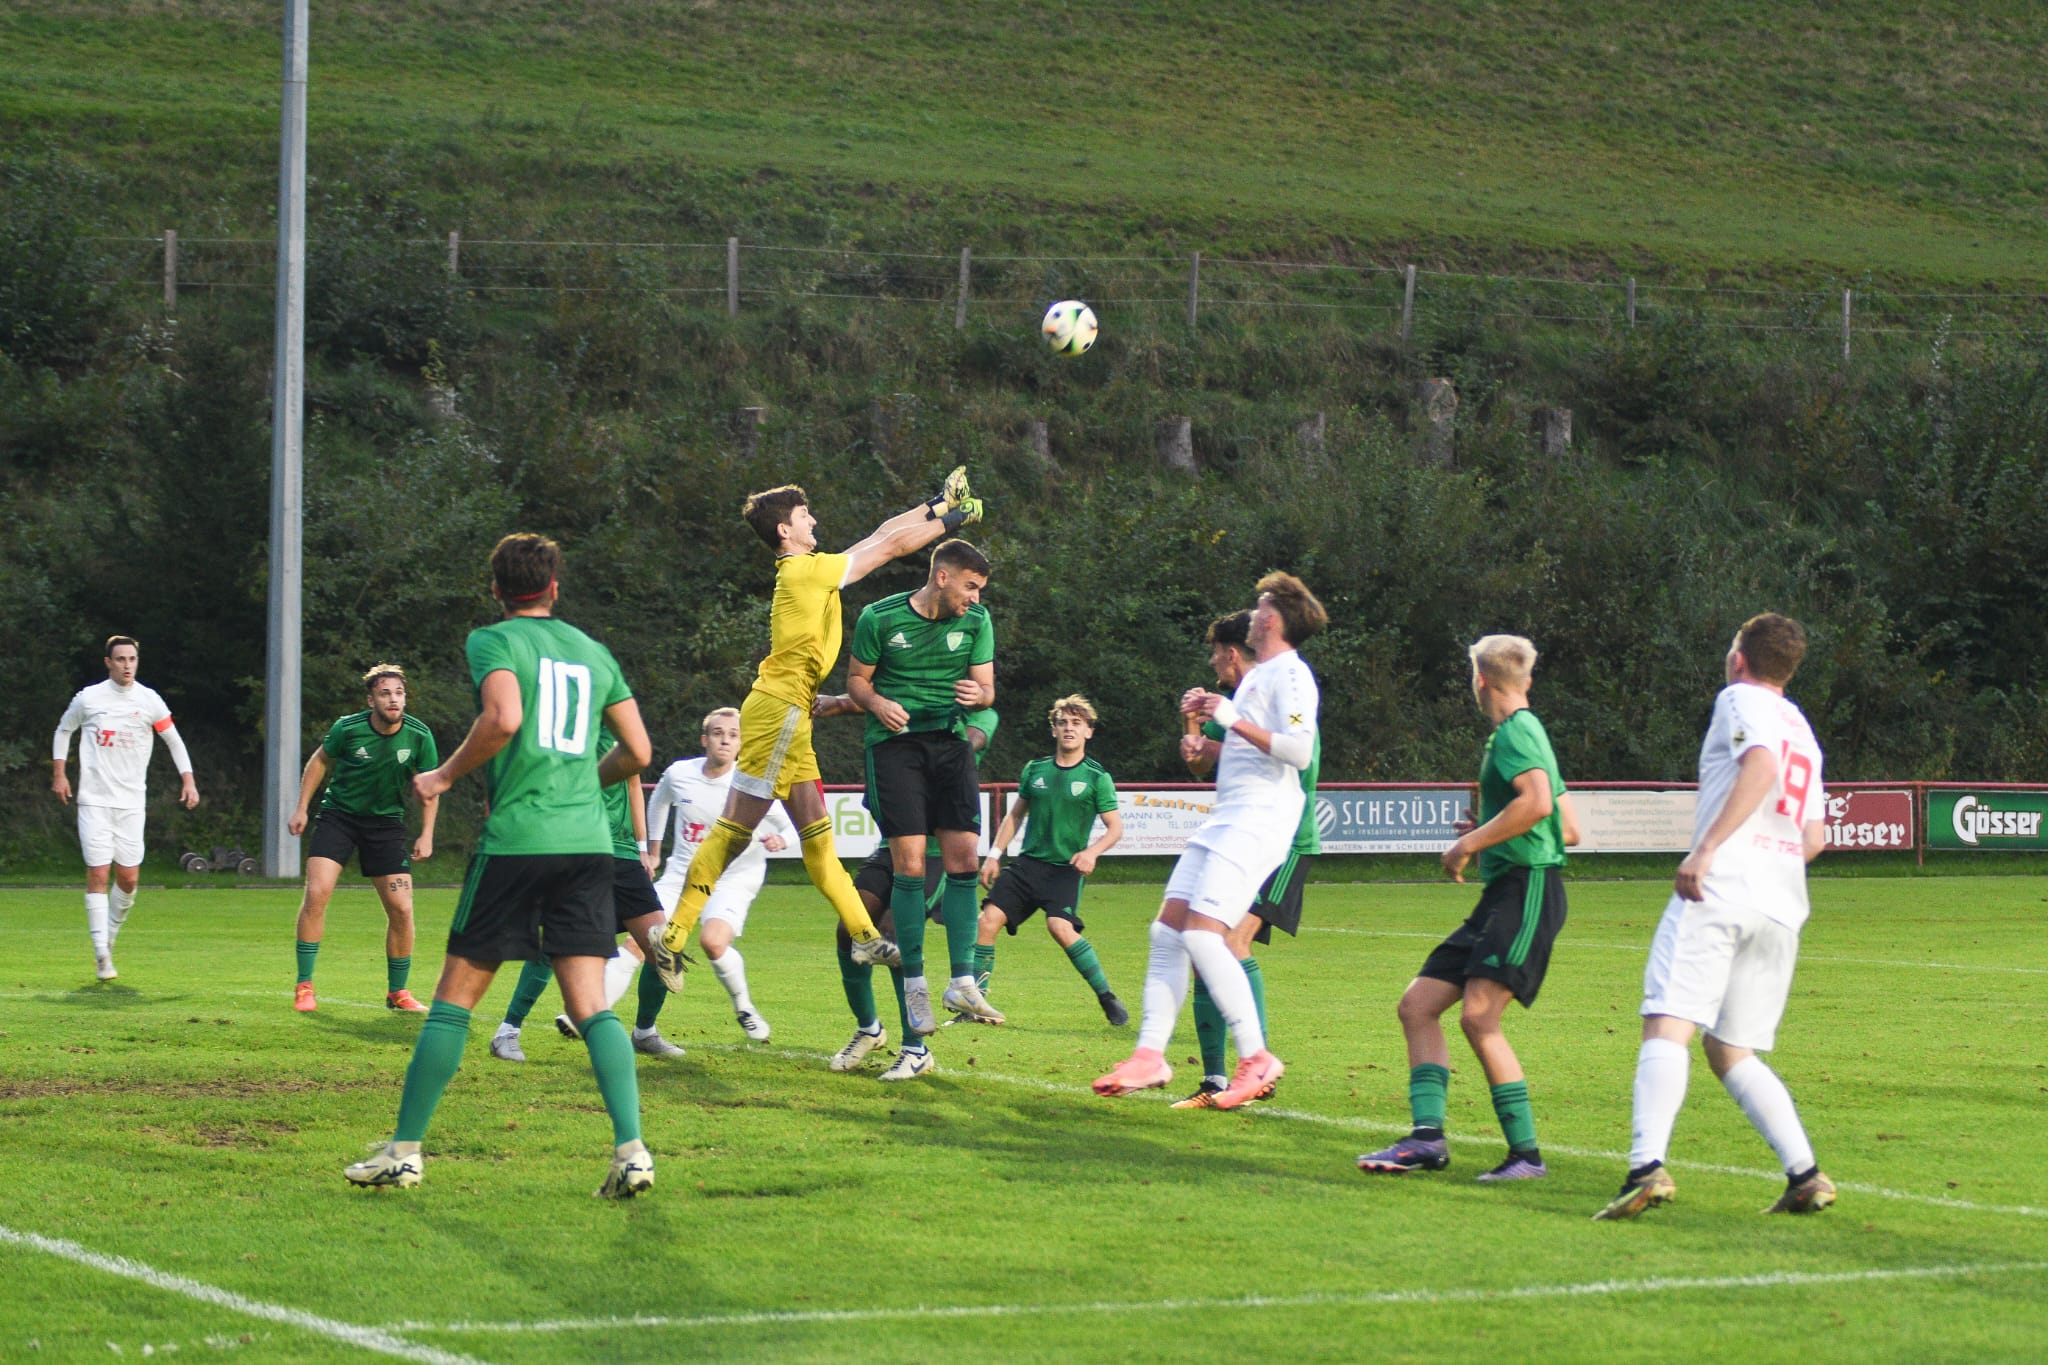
[
  {"left": 1951, "top": 795, "right": 2045, "bottom": 846},
  {"left": 1070, "top": 780, "right": 1088, "bottom": 796},
  {"left": 888, "top": 631, "right": 912, "bottom": 649},
  {"left": 1032, "top": 776, "right": 1047, "bottom": 788},
  {"left": 353, "top": 746, "right": 370, "bottom": 760},
  {"left": 946, "top": 631, "right": 966, "bottom": 652}
]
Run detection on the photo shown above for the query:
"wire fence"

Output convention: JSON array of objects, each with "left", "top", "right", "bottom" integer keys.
[{"left": 87, "top": 231, "right": 2048, "bottom": 357}]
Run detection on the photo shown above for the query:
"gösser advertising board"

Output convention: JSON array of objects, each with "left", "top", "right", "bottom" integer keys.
[{"left": 1926, "top": 790, "right": 2048, "bottom": 851}]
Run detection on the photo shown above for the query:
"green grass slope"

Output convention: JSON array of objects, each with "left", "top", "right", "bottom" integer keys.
[{"left": 6, "top": 2, "right": 2048, "bottom": 282}]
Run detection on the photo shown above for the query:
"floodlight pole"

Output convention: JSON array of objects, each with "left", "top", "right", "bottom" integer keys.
[{"left": 262, "top": 0, "right": 308, "bottom": 879}]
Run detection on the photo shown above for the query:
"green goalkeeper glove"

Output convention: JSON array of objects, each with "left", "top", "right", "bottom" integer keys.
[
  {"left": 945, "top": 496, "right": 984, "bottom": 529},
  {"left": 940, "top": 464, "right": 973, "bottom": 511}
]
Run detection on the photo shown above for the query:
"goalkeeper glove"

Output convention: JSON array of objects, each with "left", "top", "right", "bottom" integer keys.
[
  {"left": 941, "top": 464, "right": 972, "bottom": 511},
  {"left": 940, "top": 496, "right": 984, "bottom": 531}
]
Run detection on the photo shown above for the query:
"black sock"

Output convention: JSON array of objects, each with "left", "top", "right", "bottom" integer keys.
[
  {"left": 1786, "top": 1165, "right": 1818, "bottom": 1187},
  {"left": 1412, "top": 1126, "right": 1445, "bottom": 1142},
  {"left": 1513, "top": 1146, "right": 1543, "bottom": 1163},
  {"left": 1628, "top": 1161, "right": 1663, "bottom": 1183}
]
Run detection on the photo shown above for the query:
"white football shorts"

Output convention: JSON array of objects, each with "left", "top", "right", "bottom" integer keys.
[
  {"left": 1640, "top": 893, "right": 1802, "bottom": 1052},
  {"left": 699, "top": 866, "right": 769, "bottom": 935},
  {"left": 1163, "top": 842, "right": 1283, "bottom": 930},
  {"left": 77, "top": 803, "right": 146, "bottom": 869}
]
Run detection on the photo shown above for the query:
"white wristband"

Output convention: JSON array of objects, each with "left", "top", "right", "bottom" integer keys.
[
  {"left": 1210, "top": 697, "right": 1240, "bottom": 730},
  {"left": 635, "top": 840, "right": 649, "bottom": 852}
]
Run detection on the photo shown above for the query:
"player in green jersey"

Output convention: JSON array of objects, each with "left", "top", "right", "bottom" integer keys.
[
  {"left": 823, "top": 701, "right": 996, "bottom": 1073},
  {"left": 846, "top": 538, "right": 998, "bottom": 1080},
  {"left": 1171, "top": 610, "right": 1320, "bottom": 1108},
  {"left": 490, "top": 726, "right": 683, "bottom": 1063},
  {"left": 976, "top": 694, "right": 1126, "bottom": 1023},
  {"left": 1358, "top": 634, "right": 1581, "bottom": 1182},
  {"left": 344, "top": 533, "right": 656, "bottom": 1198},
  {"left": 287, "top": 664, "right": 441, "bottom": 1013}
]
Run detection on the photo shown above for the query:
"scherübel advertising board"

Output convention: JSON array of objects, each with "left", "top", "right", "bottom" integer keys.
[
  {"left": 1926, "top": 790, "right": 2048, "bottom": 851},
  {"left": 1314, "top": 789, "right": 1467, "bottom": 854}
]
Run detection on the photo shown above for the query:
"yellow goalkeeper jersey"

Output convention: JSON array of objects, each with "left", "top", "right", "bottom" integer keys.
[{"left": 752, "top": 551, "right": 852, "bottom": 709}]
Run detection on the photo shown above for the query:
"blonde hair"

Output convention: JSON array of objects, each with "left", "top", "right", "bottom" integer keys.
[
  {"left": 362, "top": 662, "right": 406, "bottom": 691},
  {"left": 700, "top": 706, "right": 741, "bottom": 734},
  {"left": 1468, "top": 635, "right": 1538, "bottom": 688},
  {"left": 1048, "top": 694, "right": 1099, "bottom": 726}
]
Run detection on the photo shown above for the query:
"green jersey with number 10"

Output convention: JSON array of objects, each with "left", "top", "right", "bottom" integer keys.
[{"left": 465, "top": 615, "right": 633, "bottom": 856}]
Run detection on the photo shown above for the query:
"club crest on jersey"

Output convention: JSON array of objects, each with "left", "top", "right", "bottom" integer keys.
[
  {"left": 1070, "top": 780, "right": 1088, "bottom": 796},
  {"left": 396, "top": 748, "right": 412, "bottom": 763},
  {"left": 888, "top": 631, "right": 912, "bottom": 650},
  {"left": 946, "top": 631, "right": 966, "bottom": 652}
]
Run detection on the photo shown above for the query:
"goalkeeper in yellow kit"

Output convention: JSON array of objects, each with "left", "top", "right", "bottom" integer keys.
[{"left": 651, "top": 468, "right": 983, "bottom": 988}]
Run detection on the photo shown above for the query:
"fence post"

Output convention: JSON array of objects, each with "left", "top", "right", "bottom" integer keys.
[
  {"left": 727, "top": 237, "right": 740, "bottom": 318},
  {"left": 955, "top": 247, "right": 971, "bottom": 329},
  {"left": 447, "top": 230, "right": 460, "bottom": 277},
  {"left": 1187, "top": 251, "right": 1200, "bottom": 328},
  {"left": 162, "top": 229, "right": 177, "bottom": 310},
  {"left": 1626, "top": 277, "right": 1636, "bottom": 329},
  {"left": 1400, "top": 264, "right": 1417, "bottom": 342},
  {"left": 1841, "top": 288, "right": 1852, "bottom": 364}
]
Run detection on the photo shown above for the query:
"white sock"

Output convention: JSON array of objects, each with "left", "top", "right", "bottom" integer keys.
[
  {"left": 1628, "top": 1037, "right": 1692, "bottom": 1169},
  {"left": 494, "top": 1022, "right": 520, "bottom": 1040},
  {"left": 711, "top": 948, "right": 753, "bottom": 1012},
  {"left": 602, "top": 950, "right": 637, "bottom": 1009},
  {"left": 85, "top": 893, "right": 110, "bottom": 953},
  {"left": 632, "top": 1025, "right": 659, "bottom": 1041},
  {"left": 1135, "top": 920, "right": 1191, "bottom": 1054},
  {"left": 108, "top": 886, "right": 136, "bottom": 938},
  {"left": 1720, "top": 1055, "right": 1816, "bottom": 1175},
  {"left": 1183, "top": 929, "right": 1265, "bottom": 1058}
]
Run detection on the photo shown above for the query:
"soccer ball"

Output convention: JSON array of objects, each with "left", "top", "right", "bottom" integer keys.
[{"left": 1042, "top": 300, "right": 1098, "bottom": 357}]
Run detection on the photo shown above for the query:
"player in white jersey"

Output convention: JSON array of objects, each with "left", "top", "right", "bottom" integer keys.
[
  {"left": 50, "top": 635, "right": 200, "bottom": 980},
  {"left": 1596, "top": 613, "right": 1838, "bottom": 1221},
  {"left": 1097, "top": 572, "right": 1325, "bottom": 1110},
  {"left": 646, "top": 706, "right": 794, "bottom": 1040}
]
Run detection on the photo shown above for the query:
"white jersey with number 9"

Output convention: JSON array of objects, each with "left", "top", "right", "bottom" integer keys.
[{"left": 1693, "top": 681, "right": 1826, "bottom": 929}]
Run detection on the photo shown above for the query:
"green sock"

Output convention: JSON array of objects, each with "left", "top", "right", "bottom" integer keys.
[
  {"left": 1192, "top": 976, "right": 1228, "bottom": 1078},
  {"left": 575, "top": 1010, "right": 642, "bottom": 1146},
  {"left": 634, "top": 961, "right": 668, "bottom": 1032},
  {"left": 386, "top": 956, "right": 411, "bottom": 994},
  {"left": 1409, "top": 1063, "right": 1450, "bottom": 1131},
  {"left": 294, "top": 940, "right": 320, "bottom": 985},
  {"left": 840, "top": 942, "right": 878, "bottom": 1028},
  {"left": 971, "top": 943, "right": 996, "bottom": 996},
  {"left": 393, "top": 1001, "right": 471, "bottom": 1142},
  {"left": 504, "top": 958, "right": 554, "bottom": 1029},
  {"left": 942, "top": 873, "right": 980, "bottom": 979},
  {"left": 1065, "top": 936, "right": 1111, "bottom": 994},
  {"left": 889, "top": 966, "right": 911, "bottom": 1040},
  {"left": 1490, "top": 1079, "right": 1538, "bottom": 1153},
  {"left": 1240, "top": 956, "right": 1267, "bottom": 1036},
  {"left": 891, "top": 874, "right": 927, "bottom": 977}
]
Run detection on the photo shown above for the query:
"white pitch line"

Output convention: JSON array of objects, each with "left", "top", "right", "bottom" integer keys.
[
  {"left": 1303, "top": 926, "right": 2048, "bottom": 974},
  {"left": 679, "top": 1041, "right": 2048, "bottom": 1220},
  {"left": 0, "top": 1225, "right": 492, "bottom": 1365},
  {"left": 386, "top": 1260, "right": 2048, "bottom": 1335}
]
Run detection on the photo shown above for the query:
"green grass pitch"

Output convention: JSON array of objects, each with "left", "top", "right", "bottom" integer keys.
[{"left": 2, "top": 874, "right": 2045, "bottom": 1361}]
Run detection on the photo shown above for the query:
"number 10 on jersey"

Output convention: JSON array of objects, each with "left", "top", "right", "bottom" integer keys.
[{"left": 536, "top": 658, "right": 593, "bottom": 755}]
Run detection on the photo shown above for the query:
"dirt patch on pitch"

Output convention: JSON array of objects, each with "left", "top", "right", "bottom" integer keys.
[{"left": 0, "top": 1076, "right": 389, "bottom": 1102}]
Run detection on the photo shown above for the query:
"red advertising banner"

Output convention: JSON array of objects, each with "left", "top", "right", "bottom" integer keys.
[{"left": 1823, "top": 789, "right": 1913, "bottom": 850}]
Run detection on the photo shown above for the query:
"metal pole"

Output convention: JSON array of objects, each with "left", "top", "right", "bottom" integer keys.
[
  {"left": 162, "top": 229, "right": 177, "bottom": 310},
  {"left": 262, "top": 0, "right": 307, "bottom": 879},
  {"left": 955, "top": 247, "right": 970, "bottom": 329},
  {"left": 1400, "top": 264, "right": 1417, "bottom": 342},
  {"left": 1841, "top": 288, "right": 1852, "bottom": 364},
  {"left": 1187, "top": 251, "right": 1200, "bottom": 328},
  {"left": 727, "top": 236, "right": 739, "bottom": 317}
]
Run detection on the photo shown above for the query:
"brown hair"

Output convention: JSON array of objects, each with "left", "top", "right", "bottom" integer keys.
[
  {"left": 104, "top": 635, "right": 139, "bottom": 657},
  {"left": 490, "top": 533, "right": 560, "bottom": 601},
  {"left": 932, "top": 538, "right": 991, "bottom": 578},
  {"left": 742, "top": 485, "right": 808, "bottom": 550},
  {"left": 1205, "top": 610, "right": 1252, "bottom": 652},
  {"left": 1048, "top": 694, "right": 1099, "bottom": 727},
  {"left": 362, "top": 662, "right": 406, "bottom": 693},
  {"left": 1256, "top": 571, "right": 1328, "bottom": 646},
  {"left": 1736, "top": 612, "right": 1808, "bottom": 685}
]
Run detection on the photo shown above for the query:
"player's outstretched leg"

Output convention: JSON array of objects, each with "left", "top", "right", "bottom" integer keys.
[
  {"left": 1096, "top": 920, "right": 1188, "bottom": 1096},
  {"left": 347, "top": 998, "right": 472, "bottom": 1188},
  {"left": 653, "top": 819, "right": 751, "bottom": 985},
  {"left": 1183, "top": 930, "right": 1280, "bottom": 1109},
  {"left": 801, "top": 819, "right": 899, "bottom": 965},
  {"left": 630, "top": 959, "right": 684, "bottom": 1057},
  {"left": 1717, "top": 1050, "right": 1832, "bottom": 1214}
]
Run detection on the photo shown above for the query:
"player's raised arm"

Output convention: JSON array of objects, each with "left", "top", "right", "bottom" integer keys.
[{"left": 840, "top": 465, "right": 984, "bottom": 585}]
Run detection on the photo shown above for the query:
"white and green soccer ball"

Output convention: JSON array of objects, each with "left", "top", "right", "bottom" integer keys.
[{"left": 1041, "top": 299, "right": 1099, "bottom": 357}]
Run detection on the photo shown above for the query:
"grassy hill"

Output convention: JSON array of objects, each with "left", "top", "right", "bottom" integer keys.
[{"left": 7, "top": 1, "right": 2048, "bottom": 282}]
